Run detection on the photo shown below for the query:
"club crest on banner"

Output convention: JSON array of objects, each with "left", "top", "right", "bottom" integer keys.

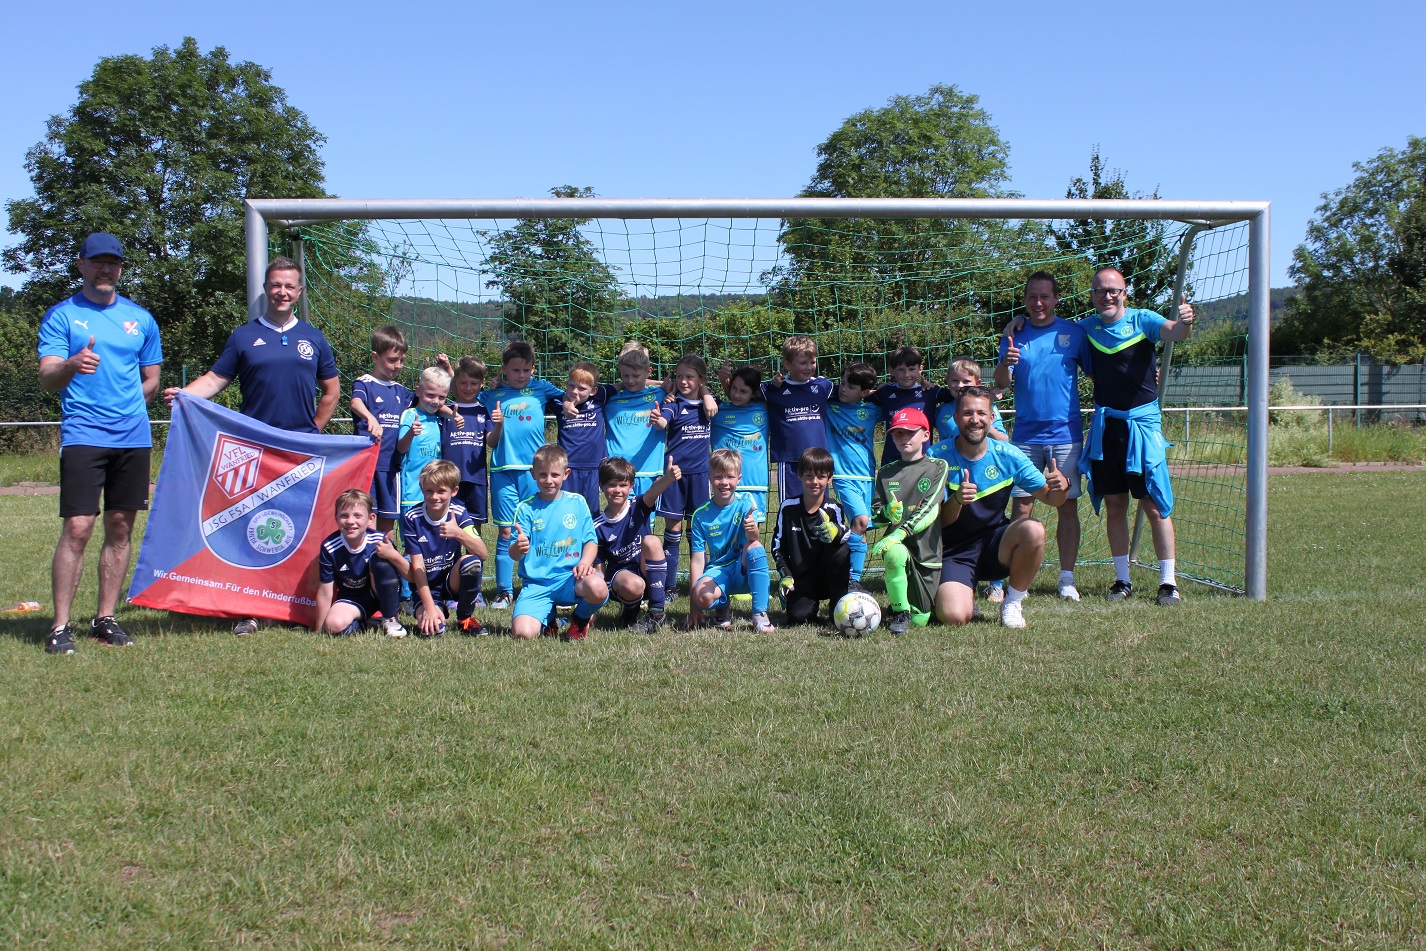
[{"left": 200, "top": 433, "right": 325, "bottom": 569}]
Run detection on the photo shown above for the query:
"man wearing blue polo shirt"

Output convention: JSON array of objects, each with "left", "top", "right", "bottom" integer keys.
[
  {"left": 166, "top": 255, "right": 340, "bottom": 634},
  {"left": 37, "top": 233, "right": 163, "bottom": 654}
]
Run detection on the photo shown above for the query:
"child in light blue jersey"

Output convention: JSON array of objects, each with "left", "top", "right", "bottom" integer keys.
[
  {"left": 396, "top": 366, "right": 452, "bottom": 512},
  {"left": 509, "top": 445, "right": 608, "bottom": 641},
  {"left": 711, "top": 364, "right": 771, "bottom": 524},
  {"left": 601, "top": 343, "right": 668, "bottom": 506},
  {"left": 478, "top": 341, "right": 565, "bottom": 609},
  {"left": 824, "top": 362, "right": 883, "bottom": 587},
  {"left": 688, "top": 449, "right": 775, "bottom": 634}
]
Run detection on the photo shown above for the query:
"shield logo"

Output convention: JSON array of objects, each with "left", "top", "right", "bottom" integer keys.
[
  {"left": 123, "top": 321, "right": 139, "bottom": 336},
  {"left": 199, "top": 433, "right": 325, "bottom": 569},
  {"left": 1058, "top": 334, "right": 1071, "bottom": 348}
]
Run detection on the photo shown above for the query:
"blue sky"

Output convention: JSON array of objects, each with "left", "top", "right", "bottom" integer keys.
[{"left": 3, "top": 0, "right": 1422, "bottom": 291}]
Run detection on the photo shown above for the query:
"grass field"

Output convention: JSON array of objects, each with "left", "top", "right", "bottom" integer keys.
[{"left": 1, "top": 473, "right": 1423, "bottom": 947}]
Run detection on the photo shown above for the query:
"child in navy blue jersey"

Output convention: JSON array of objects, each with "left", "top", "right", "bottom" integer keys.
[
  {"left": 313, "top": 489, "right": 410, "bottom": 638},
  {"left": 554, "top": 361, "right": 607, "bottom": 515},
  {"left": 350, "top": 326, "right": 412, "bottom": 532},
  {"left": 401, "top": 460, "right": 491, "bottom": 637},
  {"left": 656, "top": 354, "right": 718, "bottom": 600},
  {"left": 595, "top": 455, "right": 682, "bottom": 632},
  {"left": 444, "top": 356, "right": 502, "bottom": 533},
  {"left": 869, "top": 346, "right": 946, "bottom": 466}
]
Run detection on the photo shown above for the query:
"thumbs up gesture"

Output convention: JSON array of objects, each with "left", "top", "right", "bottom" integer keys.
[
  {"left": 71, "top": 336, "right": 100, "bottom": 375},
  {"left": 438, "top": 511, "right": 464, "bottom": 540},
  {"left": 1044, "top": 456, "right": 1068, "bottom": 493},
  {"left": 510, "top": 525, "right": 530, "bottom": 558},
  {"left": 885, "top": 498, "right": 905, "bottom": 526},
  {"left": 1176, "top": 292, "right": 1195, "bottom": 328},
  {"left": 1002, "top": 332, "right": 1020, "bottom": 368},
  {"left": 814, "top": 506, "right": 838, "bottom": 543},
  {"left": 958, "top": 467, "right": 977, "bottom": 505},
  {"left": 665, "top": 453, "right": 682, "bottom": 482}
]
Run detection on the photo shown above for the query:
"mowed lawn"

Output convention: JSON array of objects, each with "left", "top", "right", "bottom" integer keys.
[{"left": 0, "top": 473, "right": 1422, "bottom": 948}]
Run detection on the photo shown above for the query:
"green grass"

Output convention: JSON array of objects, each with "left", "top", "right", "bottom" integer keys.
[{"left": 2, "top": 475, "right": 1424, "bottom": 947}]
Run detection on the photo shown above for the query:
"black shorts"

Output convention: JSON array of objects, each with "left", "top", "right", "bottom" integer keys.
[
  {"left": 1089, "top": 418, "right": 1150, "bottom": 500},
  {"left": 58, "top": 445, "right": 151, "bottom": 518},
  {"left": 940, "top": 523, "right": 1012, "bottom": 589}
]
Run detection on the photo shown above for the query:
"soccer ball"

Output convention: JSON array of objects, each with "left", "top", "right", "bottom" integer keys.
[{"left": 832, "top": 591, "right": 881, "bottom": 637}]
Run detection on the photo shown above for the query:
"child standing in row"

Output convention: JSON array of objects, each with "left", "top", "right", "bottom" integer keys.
[
  {"left": 869, "top": 346, "right": 944, "bottom": 465},
  {"left": 350, "top": 326, "right": 411, "bottom": 533},
  {"left": 554, "top": 361, "right": 606, "bottom": 515},
  {"left": 657, "top": 354, "right": 717, "bottom": 601},
  {"left": 602, "top": 343, "right": 668, "bottom": 509},
  {"left": 825, "top": 361, "right": 882, "bottom": 589},
  {"left": 445, "top": 357, "right": 501, "bottom": 536},
  {"left": 711, "top": 365, "right": 771, "bottom": 523}
]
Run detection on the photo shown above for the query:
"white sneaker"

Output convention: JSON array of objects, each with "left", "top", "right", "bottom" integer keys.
[
  {"left": 1000, "top": 600, "right": 1026, "bottom": 629},
  {"left": 714, "top": 607, "right": 733, "bottom": 630},
  {"left": 752, "top": 612, "right": 776, "bottom": 634},
  {"left": 382, "top": 617, "right": 408, "bottom": 639},
  {"left": 1058, "top": 583, "right": 1081, "bottom": 602}
]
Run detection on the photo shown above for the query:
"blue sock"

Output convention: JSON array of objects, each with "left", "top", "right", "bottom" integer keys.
[
  {"left": 662, "top": 530, "right": 683, "bottom": 597},
  {"left": 456, "top": 555, "right": 483, "bottom": 620},
  {"left": 574, "top": 588, "right": 607, "bottom": 621},
  {"left": 848, "top": 531, "right": 867, "bottom": 581},
  {"left": 745, "top": 544, "right": 770, "bottom": 615},
  {"left": 496, "top": 533, "right": 513, "bottom": 593},
  {"left": 644, "top": 557, "right": 667, "bottom": 611},
  {"left": 371, "top": 555, "right": 401, "bottom": 619}
]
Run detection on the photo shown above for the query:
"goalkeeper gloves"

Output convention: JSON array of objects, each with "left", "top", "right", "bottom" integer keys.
[
  {"left": 814, "top": 508, "right": 839, "bottom": 543},
  {"left": 886, "top": 499, "right": 905, "bottom": 526}
]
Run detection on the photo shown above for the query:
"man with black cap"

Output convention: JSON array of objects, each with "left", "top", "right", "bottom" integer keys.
[{"left": 37, "top": 233, "right": 163, "bottom": 654}]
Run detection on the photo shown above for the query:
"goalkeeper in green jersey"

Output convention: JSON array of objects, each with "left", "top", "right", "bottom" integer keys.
[
  {"left": 871, "top": 408, "right": 950, "bottom": 635},
  {"left": 770, "top": 447, "right": 851, "bottom": 628}
]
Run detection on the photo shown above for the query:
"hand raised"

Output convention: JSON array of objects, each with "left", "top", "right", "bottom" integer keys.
[
  {"left": 71, "top": 336, "right": 100, "bottom": 375},
  {"left": 959, "top": 468, "right": 977, "bottom": 505}
]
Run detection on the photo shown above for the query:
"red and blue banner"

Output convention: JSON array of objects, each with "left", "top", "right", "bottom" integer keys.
[{"left": 128, "top": 393, "right": 379, "bottom": 626}]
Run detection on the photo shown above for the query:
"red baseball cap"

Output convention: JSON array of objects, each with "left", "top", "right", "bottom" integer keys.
[{"left": 888, "top": 407, "right": 930, "bottom": 433}]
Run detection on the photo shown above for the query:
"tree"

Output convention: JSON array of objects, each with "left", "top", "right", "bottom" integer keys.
[
  {"left": 481, "top": 186, "right": 621, "bottom": 372},
  {"left": 1276, "top": 136, "right": 1426, "bottom": 363},
  {"left": 1050, "top": 146, "right": 1177, "bottom": 316},
  {"left": 4, "top": 38, "right": 329, "bottom": 372},
  {"left": 767, "top": 84, "right": 1017, "bottom": 335}
]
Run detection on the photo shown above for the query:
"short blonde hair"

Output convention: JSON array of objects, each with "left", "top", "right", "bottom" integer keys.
[
  {"left": 617, "top": 345, "right": 651, "bottom": 371},
  {"left": 782, "top": 335, "right": 818, "bottom": 363},
  {"left": 948, "top": 357, "right": 983, "bottom": 384},
  {"left": 420, "top": 366, "right": 452, "bottom": 390},
  {"left": 419, "top": 459, "right": 460, "bottom": 490},
  {"left": 710, "top": 448, "right": 743, "bottom": 477}
]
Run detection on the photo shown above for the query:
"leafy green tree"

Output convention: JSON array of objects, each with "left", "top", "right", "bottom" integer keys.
[
  {"left": 1050, "top": 146, "right": 1177, "bottom": 317},
  {"left": 768, "top": 84, "right": 1017, "bottom": 334},
  {"left": 1276, "top": 136, "right": 1426, "bottom": 363},
  {"left": 481, "top": 186, "right": 621, "bottom": 374},
  {"left": 4, "top": 37, "right": 329, "bottom": 373}
]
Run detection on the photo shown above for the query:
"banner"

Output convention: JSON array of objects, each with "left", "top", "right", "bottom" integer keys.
[{"left": 128, "top": 393, "right": 379, "bottom": 626}]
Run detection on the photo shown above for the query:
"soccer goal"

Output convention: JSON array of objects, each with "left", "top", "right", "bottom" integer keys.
[{"left": 244, "top": 197, "right": 1271, "bottom": 600}]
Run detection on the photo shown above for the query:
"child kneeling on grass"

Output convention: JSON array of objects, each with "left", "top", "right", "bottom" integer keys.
[
  {"left": 687, "top": 448, "right": 776, "bottom": 633},
  {"left": 401, "top": 460, "right": 491, "bottom": 637},
  {"left": 509, "top": 445, "right": 608, "bottom": 641},
  {"left": 771, "top": 447, "right": 851, "bottom": 629},
  {"left": 595, "top": 454, "right": 682, "bottom": 633},
  {"left": 314, "top": 488, "right": 411, "bottom": 638}
]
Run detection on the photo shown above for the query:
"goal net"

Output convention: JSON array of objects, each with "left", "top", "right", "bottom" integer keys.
[{"left": 248, "top": 198, "right": 1269, "bottom": 597}]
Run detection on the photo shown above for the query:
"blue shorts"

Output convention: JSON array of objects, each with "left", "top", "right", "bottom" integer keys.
[
  {"left": 566, "top": 467, "right": 601, "bottom": 516},
  {"left": 456, "top": 479, "right": 489, "bottom": 523},
  {"left": 370, "top": 468, "right": 400, "bottom": 519},
  {"left": 513, "top": 575, "right": 580, "bottom": 622},
  {"left": 700, "top": 558, "right": 752, "bottom": 599},
  {"left": 832, "top": 477, "right": 874, "bottom": 520},
  {"left": 657, "top": 471, "right": 710, "bottom": 521},
  {"left": 491, "top": 469, "right": 537, "bottom": 527},
  {"left": 419, "top": 561, "right": 460, "bottom": 603},
  {"left": 333, "top": 586, "right": 381, "bottom": 620},
  {"left": 743, "top": 489, "right": 769, "bottom": 524},
  {"left": 777, "top": 462, "right": 804, "bottom": 503},
  {"left": 940, "top": 523, "right": 1011, "bottom": 589}
]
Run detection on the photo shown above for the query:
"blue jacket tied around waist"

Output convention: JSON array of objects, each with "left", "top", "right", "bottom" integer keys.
[{"left": 1079, "top": 400, "right": 1174, "bottom": 518}]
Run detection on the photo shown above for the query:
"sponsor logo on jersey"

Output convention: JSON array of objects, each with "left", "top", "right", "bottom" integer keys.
[
  {"left": 74, "top": 319, "right": 88, "bottom": 329},
  {"left": 252, "top": 337, "right": 267, "bottom": 346}
]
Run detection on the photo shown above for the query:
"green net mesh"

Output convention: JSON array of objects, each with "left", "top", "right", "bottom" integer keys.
[{"left": 289, "top": 213, "right": 1252, "bottom": 592}]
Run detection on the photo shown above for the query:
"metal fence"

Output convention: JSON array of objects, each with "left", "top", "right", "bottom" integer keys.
[{"left": 1169, "top": 359, "right": 1426, "bottom": 422}]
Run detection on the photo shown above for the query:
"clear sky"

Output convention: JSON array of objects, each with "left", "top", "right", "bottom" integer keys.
[{"left": 3, "top": 0, "right": 1422, "bottom": 291}]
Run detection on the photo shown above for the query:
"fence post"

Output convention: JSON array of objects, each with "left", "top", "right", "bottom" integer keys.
[
  {"left": 1327, "top": 406, "right": 1333, "bottom": 453},
  {"left": 1354, "top": 353, "right": 1362, "bottom": 429}
]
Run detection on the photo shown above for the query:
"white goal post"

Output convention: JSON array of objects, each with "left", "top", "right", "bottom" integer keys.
[{"left": 245, "top": 197, "right": 1271, "bottom": 600}]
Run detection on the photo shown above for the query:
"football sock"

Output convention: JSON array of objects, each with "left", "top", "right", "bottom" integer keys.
[
  {"left": 881, "top": 539, "right": 911, "bottom": 612},
  {"left": 1159, "top": 558, "right": 1176, "bottom": 585},
  {"left": 745, "top": 543, "right": 771, "bottom": 615},
  {"left": 1004, "top": 584, "right": 1028, "bottom": 605},
  {"left": 1113, "top": 555, "right": 1131, "bottom": 584},
  {"left": 644, "top": 558, "right": 668, "bottom": 611},
  {"left": 371, "top": 555, "right": 402, "bottom": 620},
  {"left": 496, "top": 533, "right": 513, "bottom": 593},
  {"left": 848, "top": 531, "right": 867, "bottom": 581},
  {"left": 337, "top": 619, "right": 362, "bottom": 636},
  {"left": 662, "top": 530, "right": 682, "bottom": 597},
  {"left": 456, "top": 555, "right": 483, "bottom": 620},
  {"left": 1059, "top": 569, "right": 1075, "bottom": 587}
]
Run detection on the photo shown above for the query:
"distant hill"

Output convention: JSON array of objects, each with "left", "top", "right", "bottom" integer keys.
[{"left": 1193, "top": 286, "right": 1298, "bottom": 324}]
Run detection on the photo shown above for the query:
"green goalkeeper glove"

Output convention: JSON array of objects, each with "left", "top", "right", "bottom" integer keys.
[
  {"left": 886, "top": 499, "right": 905, "bottom": 526},
  {"left": 814, "top": 508, "right": 838, "bottom": 543},
  {"left": 779, "top": 576, "right": 795, "bottom": 596}
]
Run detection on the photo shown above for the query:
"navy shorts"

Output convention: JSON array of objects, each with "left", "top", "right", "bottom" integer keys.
[
  {"left": 777, "top": 462, "right": 804, "bottom": 503},
  {"left": 940, "top": 523, "right": 1012, "bottom": 589},
  {"left": 456, "top": 479, "right": 489, "bottom": 523},
  {"left": 58, "top": 445, "right": 151, "bottom": 518},
  {"left": 1090, "top": 418, "right": 1150, "bottom": 500},
  {"left": 566, "top": 467, "right": 602, "bottom": 516},
  {"left": 370, "top": 468, "right": 400, "bottom": 519},
  {"left": 657, "top": 471, "right": 710, "bottom": 521},
  {"left": 333, "top": 586, "right": 381, "bottom": 621}
]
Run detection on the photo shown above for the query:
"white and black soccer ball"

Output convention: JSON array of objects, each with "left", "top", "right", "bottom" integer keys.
[{"left": 832, "top": 591, "right": 881, "bottom": 637}]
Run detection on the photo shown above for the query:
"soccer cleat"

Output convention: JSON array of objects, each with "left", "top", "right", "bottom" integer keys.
[
  {"left": 566, "top": 615, "right": 592, "bottom": 640},
  {"left": 986, "top": 582, "right": 1005, "bottom": 604},
  {"left": 1000, "top": 600, "right": 1026, "bottom": 629},
  {"left": 618, "top": 603, "right": 642, "bottom": 628},
  {"left": 714, "top": 606, "right": 733, "bottom": 630},
  {"left": 490, "top": 591, "right": 514, "bottom": 611},
  {"left": 457, "top": 616, "right": 489, "bottom": 637},
  {"left": 1106, "top": 580, "right": 1133, "bottom": 602},
  {"left": 89, "top": 616, "right": 133, "bottom": 647},
  {"left": 631, "top": 610, "right": 666, "bottom": 634},
  {"left": 887, "top": 610, "right": 911, "bottom": 636},
  {"left": 1156, "top": 584, "right": 1182, "bottom": 606},
  {"left": 847, "top": 579, "right": 867, "bottom": 594},
  {"left": 232, "top": 618, "right": 260, "bottom": 636},
  {"left": 542, "top": 615, "right": 561, "bottom": 639},
  {"left": 45, "top": 624, "right": 76, "bottom": 655},
  {"left": 382, "top": 617, "right": 409, "bottom": 639},
  {"left": 472, "top": 593, "right": 486, "bottom": 608},
  {"left": 1058, "top": 583, "right": 1082, "bottom": 602},
  {"left": 752, "top": 612, "right": 776, "bottom": 634}
]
